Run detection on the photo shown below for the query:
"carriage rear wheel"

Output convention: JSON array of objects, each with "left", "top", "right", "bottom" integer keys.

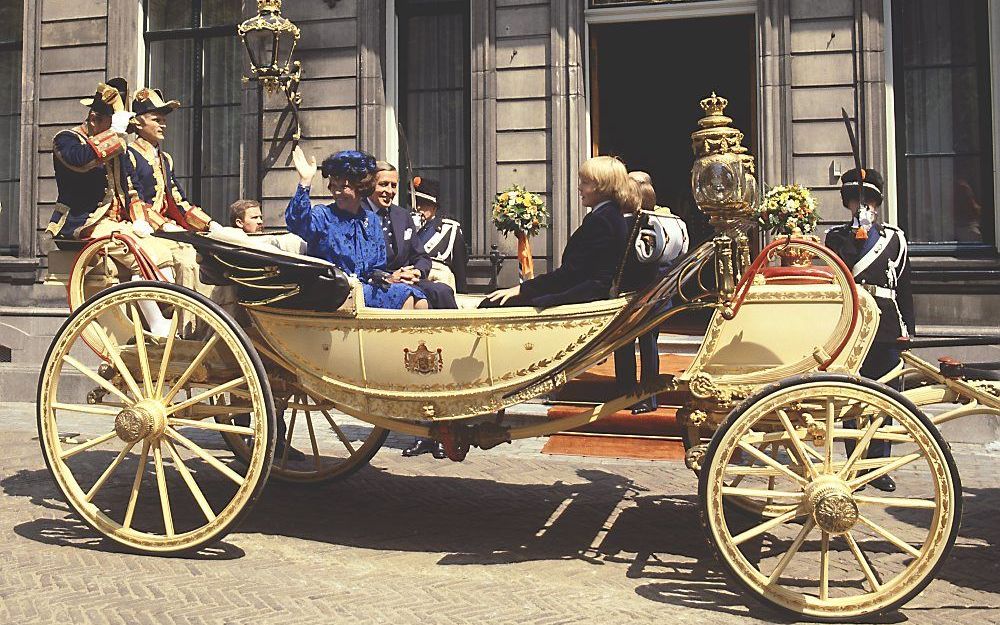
[
  {"left": 38, "top": 282, "right": 275, "bottom": 554},
  {"left": 215, "top": 386, "right": 388, "bottom": 483},
  {"left": 67, "top": 237, "right": 133, "bottom": 359},
  {"left": 700, "top": 374, "right": 961, "bottom": 621}
]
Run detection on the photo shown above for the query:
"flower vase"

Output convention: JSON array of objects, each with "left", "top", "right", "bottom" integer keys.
[
  {"left": 777, "top": 232, "right": 819, "bottom": 267},
  {"left": 516, "top": 231, "right": 534, "bottom": 280}
]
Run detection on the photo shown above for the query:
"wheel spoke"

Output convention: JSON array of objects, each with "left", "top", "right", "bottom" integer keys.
[
  {"left": 838, "top": 415, "right": 885, "bottom": 479},
  {"left": 165, "top": 427, "right": 245, "bottom": 486},
  {"left": 152, "top": 442, "right": 174, "bottom": 537},
  {"left": 855, "top": 494, "right": 937, "bottom": 509},
  {"left": 129, "top": 304, "right": 154, "bottom": 398},
  {"left": 824, "top": 398, "right": 835, "bottom": 473},
  {"left": 735, "top": 441, "right": 808, "bottom": 486},
  {"left": 303, "top": 405, "right": 322, "bottom": 471},
  {"left": 63, "top": 354, "right": 133, "bottom": 406},
  {"left": 321, "top": 410, "right": 357, "bottom": 455},
  {"left": 168, "top": 418, "right": 255, "bottom": 436},
  {"left": 766, "top": 518, "right": 815, "bottom": 585},
  {"left": 844, "top": 531, "right": 882, "bottom": 592},
  {"left": 85, "top": 441, "right": 137, "bottom": 502},
  {"left": 162, "top": 335, "right": 220, "bottom": 404},
  {"left": 776, "top": 409, "right": 817, "bottom": 479},
  {"left": 154, "top": 313, "right": 180, "bottom": 398},
  {"left": 165, "top": 377, "right": 247, "bottom": 417},
  {"left": 163, "top": 439, "right": 216, "bottom": 523},
  {"left": 90, "top": 322, "right": 143, "bottom": 400},
  {"left": 856, "top": 514, "right": 922, "bottom": 558},
  {"left": 721, "top": 486, "right": 804, "bottom": 501},
  {"left": 280, "top": 408, "right": 298, "bottom": 469},
  {"left": 60, "top": 430, "right": 118, "bottom": 460},
  {"left": 52, "top": 402, "right": 120, "bottom": 417},
  {"left": 123, "top": 440, "right": 151, "bottom": 530},
  {"left": 849, "top": 452, "right": 924, "bottom": 491},
  {"left": 819, "top": 531, "right": 830, "bottom": 600},
  {"left": 732, "top": 506, "right": 805, "bottom": 546}
]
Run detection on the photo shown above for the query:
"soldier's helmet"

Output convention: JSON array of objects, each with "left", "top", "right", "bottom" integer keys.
[{"left": 840, "top": 167, "right": 884, "bottom": 207}]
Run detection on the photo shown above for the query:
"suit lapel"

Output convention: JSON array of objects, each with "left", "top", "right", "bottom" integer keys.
[{"left": 389, "top": 204, "right": 407, "bottom": 263}]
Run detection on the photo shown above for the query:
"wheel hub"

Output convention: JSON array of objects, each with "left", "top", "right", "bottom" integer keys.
[
  {"left": 805, "top": 477, "right": 859, "bottom": 534},
  {"left": 115, "top": 400, "right": 167, "bottom": 443}
]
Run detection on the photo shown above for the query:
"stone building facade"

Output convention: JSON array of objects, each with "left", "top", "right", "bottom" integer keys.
[{"left": 0, "top": 0, "right": 998, "bottom": 382}]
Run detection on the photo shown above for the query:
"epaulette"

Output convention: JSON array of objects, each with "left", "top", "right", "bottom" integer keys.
[{"left": 825, "top": 223, "right": 851, "bottom": 235}]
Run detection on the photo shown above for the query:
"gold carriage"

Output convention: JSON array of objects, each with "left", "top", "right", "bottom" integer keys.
[{"left": 36, "top": 96, "right": 1000, "bottom": 622}]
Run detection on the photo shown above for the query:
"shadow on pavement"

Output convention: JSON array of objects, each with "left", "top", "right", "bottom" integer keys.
[{"left": 4, "top": 453, "right": 999, "bottom": 615}]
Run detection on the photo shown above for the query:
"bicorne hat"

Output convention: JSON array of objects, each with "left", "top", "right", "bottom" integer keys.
[
  {"left": 132, "top": 88, "right": 181, "bottom": 116},
  {"left": 80, "top": 77, "right": 129, "bottom": 116},
  {"left": 840, "top": 167, "right": 884, "bottom": 207}
]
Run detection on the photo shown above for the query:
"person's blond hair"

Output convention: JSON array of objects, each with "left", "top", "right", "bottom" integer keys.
[
  {"left": 579, "top": 155, "right": 629, "bottom": 207},
  {"left": 628, "top": 170, "right": 657, "bottom": 211},
  {"left": 620, "top": 177, "right": 643, "bottom": 214}
]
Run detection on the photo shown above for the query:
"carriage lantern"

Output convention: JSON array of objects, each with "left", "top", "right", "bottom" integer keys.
[
  {"left": 690, "top": 93, "right": 758, "bottom": 300},
  {"left": 239, "top": 0, "right": 303, "bottom": 139},
  {"left": 690, "top": 92, "right": 757, "bottom": 231}
]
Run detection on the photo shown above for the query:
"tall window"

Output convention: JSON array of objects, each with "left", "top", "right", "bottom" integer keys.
[
  {"left": 397, "top": 0, "right": 471, "bottom": 230},
  {"left": 144, "top": 0, "right": 242, "bottom": 218},
  {"left": 893, "top": 0, "right": 995, "bottom": 250},
  {"left": 0, "top": 0, "right": 22, "bottom": 256}
]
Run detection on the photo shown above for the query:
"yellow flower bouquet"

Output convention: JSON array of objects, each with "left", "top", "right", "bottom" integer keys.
[
  {"left": 491, "top": 184, "right": 549, "bottom": 279},
  {"left": 755, "top": 184, "right": 819, "bottom": 236},
  {"left": 491, "top": 184, "right": 549, "bottom": 238}
]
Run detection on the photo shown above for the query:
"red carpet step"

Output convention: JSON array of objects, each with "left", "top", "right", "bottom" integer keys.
[{"left": 541, "top": 353, "right": 694, "bottom": 461}]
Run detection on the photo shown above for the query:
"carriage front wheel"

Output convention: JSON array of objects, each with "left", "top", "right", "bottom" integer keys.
[
  {"left": 700, "top": 374, "right": 961, "bottom": 621},
  {"left": 37, "top": 282, "right": 275, "bottom": 554}
]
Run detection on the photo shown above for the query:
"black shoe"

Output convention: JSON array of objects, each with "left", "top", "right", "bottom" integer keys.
[
  {"left": 431, "top": 441, "right": 447, "bottom": 459},
  {"left": 402, "top": 438, "right": 436, "bottom": 457},
  {"left": 631, "top": 401, "right": 655, "bottom": 415},
  {"left": 275, "top": 440, "right": 306, "bottom": 462},
  {"left": 869, "top": 475, "right": 896, "bottom": 492}
]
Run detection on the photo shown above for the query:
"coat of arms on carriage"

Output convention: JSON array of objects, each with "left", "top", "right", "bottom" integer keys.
[{"left": 403, "top": 341, "right": 443, "bottom": 374}]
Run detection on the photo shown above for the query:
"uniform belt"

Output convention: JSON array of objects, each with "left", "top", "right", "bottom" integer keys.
[{"left": 862, "top": 284, "right": 896, "bottom": 299}]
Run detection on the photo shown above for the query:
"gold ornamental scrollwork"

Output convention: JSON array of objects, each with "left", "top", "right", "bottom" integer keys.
[{"left": 404, "top": 341, "right": 443, "bottom": 375}]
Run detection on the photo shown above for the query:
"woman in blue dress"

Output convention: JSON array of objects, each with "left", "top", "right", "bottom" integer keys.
[{"left": 287, "top": 146, "right": 427, "bottom": 309}]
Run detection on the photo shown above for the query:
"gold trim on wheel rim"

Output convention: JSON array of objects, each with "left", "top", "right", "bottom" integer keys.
[
  {"left": 38, "top": 284, "right": 273, "bottom": 553},
  {"left": 702, "top": 379, "right": 959, "bottom": 620}
]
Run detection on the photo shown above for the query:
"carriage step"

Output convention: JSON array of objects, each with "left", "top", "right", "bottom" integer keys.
[
  {"left": 550, "top": 353, "right": 694, "bottom": 404},
  {"left": 545, "top": 404, "right": 684, "bottom": 437},
  {"left": 541, "top": 432, "right": 686, "bottom": 462}
]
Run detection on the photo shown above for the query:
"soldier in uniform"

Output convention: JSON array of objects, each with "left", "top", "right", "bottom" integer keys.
[
  {"left": 411, "top": 177, "right": 468, "bottom": 294},
  {"left": 46, "top": 78, "right": 176, "bottom": 336},
  {"left": 125, "top": 88, "right": 223, "bottom": 322},
  {"left": 825, "top": 167, "right": 915, "bottom": 493}
]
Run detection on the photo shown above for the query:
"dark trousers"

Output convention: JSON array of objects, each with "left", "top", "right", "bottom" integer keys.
[
  {"left": 417, "top": 279, "right": 457, "bottom": 309},
  {"left": 614, "top": 328, "right": 660, "bottom": 409},
  {"left": 845, "top": 345, "right": 901, "bottom": 460}
]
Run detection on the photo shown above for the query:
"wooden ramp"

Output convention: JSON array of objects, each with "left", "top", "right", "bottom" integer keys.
[{"left": 541, "top": 353, "right": 693, "bottom": 461}]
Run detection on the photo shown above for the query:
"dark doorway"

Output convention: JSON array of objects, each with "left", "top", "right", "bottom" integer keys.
[
  {"left": 396, "top": 0, "right": 471, "bottom": 229},
  {"left": 590, "top": 15, "right": 757, "bottom": 245}
]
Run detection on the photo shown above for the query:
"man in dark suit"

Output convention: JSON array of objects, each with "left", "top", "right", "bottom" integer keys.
[{"left": 368, "top": 162, "right": 457, "bottom": 311}]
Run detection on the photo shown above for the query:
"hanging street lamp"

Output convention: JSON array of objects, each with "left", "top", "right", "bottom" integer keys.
[{"left": 239, "top": 0, "right": 303, "bottom": 140}]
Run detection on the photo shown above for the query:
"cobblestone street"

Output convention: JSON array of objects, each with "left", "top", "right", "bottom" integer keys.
[{"left": 2, "top": 401, "right": 1000, "bottom": 625}]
